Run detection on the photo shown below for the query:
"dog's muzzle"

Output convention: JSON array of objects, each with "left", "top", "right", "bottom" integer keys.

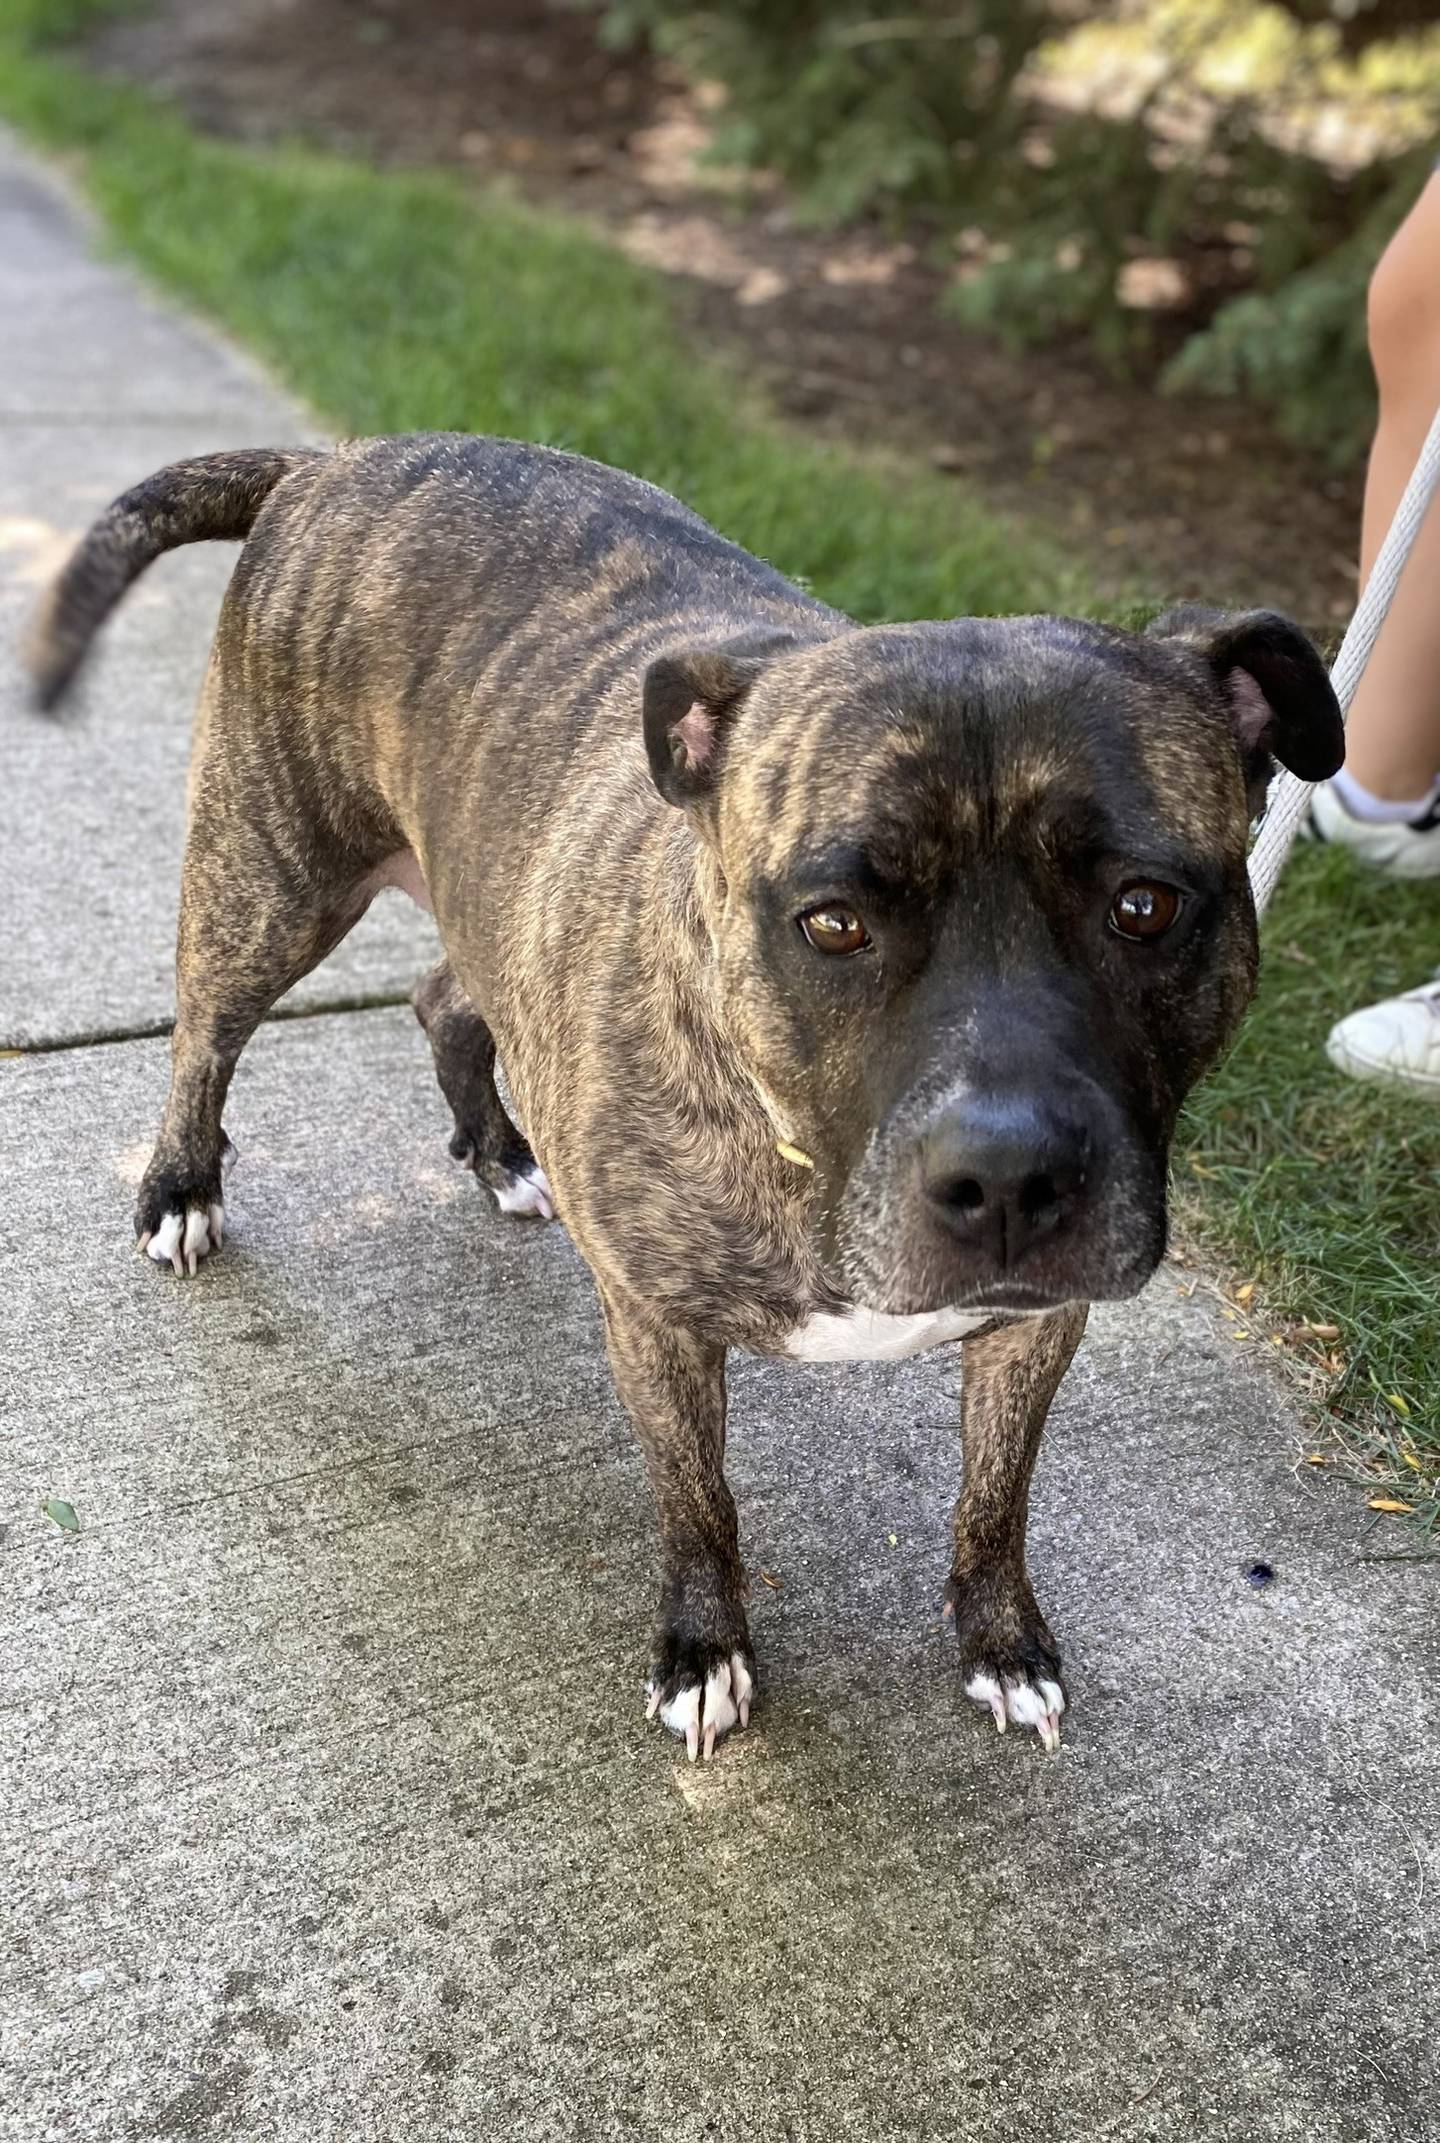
[{"left": 840, "top": 1074, "right": 1161, "bottom": 1313}]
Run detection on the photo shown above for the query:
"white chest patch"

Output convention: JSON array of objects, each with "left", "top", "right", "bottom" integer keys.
[{"left": 781, "top": 1304, "right": 994, "bottom": 1363}]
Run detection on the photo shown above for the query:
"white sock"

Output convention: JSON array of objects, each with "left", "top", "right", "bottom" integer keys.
[{"left": 1329, "top": 765, "right": 1440, "bottom": 825}]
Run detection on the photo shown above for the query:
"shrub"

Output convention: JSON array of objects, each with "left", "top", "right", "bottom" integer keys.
[{"left": 591, "top": 1, "right": 1440, "bottom": 459}]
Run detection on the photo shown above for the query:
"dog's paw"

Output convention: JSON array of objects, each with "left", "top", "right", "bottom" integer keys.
[
  {"left": 490, "top": 1159, "right": 554, "bottom": 1221},
  {"left": 137, "top": 1198, "right": 225, "bottom": 1278},
  {"left": 945, "top": 1572, "right": 1066, "bottom": 1753},
  {"left": 645, "top": 1645, "right": 755, "bottom": 1763},
  {"left": 962, "top": 1668, "right": 1065, "bottom": 1753}
]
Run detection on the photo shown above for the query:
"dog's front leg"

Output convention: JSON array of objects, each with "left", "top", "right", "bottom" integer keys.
[
  {"left": 946, "top": 1303, "right": 1088, "bottom": 1753},
  {"left": 602, "top": 1296, "right": 754, "bottom": 1760}
]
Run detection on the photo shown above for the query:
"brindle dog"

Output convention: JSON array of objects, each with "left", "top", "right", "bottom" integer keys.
[{"left": 30, "top": 436, "right": 1343, "bottom": 1759}]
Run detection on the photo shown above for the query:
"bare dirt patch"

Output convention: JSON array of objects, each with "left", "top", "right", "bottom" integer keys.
[{"left": 89, "top": 0, "right": 1366, "bottom": 630}]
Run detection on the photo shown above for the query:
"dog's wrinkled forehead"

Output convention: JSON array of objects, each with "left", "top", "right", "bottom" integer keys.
[{"left": 720, "top": 617, "right": 1246, "bottom": 886}]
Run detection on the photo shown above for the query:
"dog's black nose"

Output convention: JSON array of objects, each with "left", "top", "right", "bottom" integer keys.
[{"left": 920, "top": 1095, "right": 1091, "bottom": 1268}]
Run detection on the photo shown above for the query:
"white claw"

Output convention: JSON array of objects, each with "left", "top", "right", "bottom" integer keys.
[{"left": 645, "top": 1684, "right": 661, "bottom": 1721}]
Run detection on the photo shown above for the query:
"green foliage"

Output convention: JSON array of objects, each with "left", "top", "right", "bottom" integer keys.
[
  {"left": 605, "top": 1, "right": 1045, "bottom": 220},
  {"left": 595, "top": 1, "right": 1440, "bottom": 461},
  {"left": 1163, "top": 151, "right": 1430, "bottom": 462}
]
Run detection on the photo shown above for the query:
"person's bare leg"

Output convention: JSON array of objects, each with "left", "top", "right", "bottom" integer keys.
[{"left": 1343, "top": 173, "right": 1440, "bottom": 804}]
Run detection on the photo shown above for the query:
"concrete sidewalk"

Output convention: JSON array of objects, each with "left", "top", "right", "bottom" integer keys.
[{"left": 1, "top": 128, "right": 1435, "bottom": 2143}]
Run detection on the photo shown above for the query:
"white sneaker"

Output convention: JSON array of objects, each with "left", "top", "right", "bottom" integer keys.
[
  {"left": 1326, "top": 972, "right": 1440, "bottom": 1097},
  {"left": 1302, "top": 782, "right": 1440, "bottom": 878}
]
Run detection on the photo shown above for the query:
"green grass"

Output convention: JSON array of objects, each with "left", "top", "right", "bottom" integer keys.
[
  {"left": 1182, "top": 843, "right": 1440, "bottom": 1531},
  {"left": 2, "top": 0, "right": 1436, "bottom": 1533}
]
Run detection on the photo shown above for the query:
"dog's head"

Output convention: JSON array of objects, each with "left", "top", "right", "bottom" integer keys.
[{"left": 644, "top": 608, "right": 1341, "bottom": 1314}]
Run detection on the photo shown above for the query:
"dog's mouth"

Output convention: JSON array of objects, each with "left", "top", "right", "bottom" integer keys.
[
  {"left": 883, "top": 1280, "right": 1074, "bottom": 1316},
  {"left": 856, "top": 1263, "right": 1152, "bottom": 1319}
]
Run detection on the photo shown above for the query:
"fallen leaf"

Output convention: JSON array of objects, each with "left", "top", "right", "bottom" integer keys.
[
  {"left": 1368, "top": 1498, "right": 1413, "bottom": 1515},
  {"left": 758, "top": 1570, "right": 783, "bottom": 1590},
  {"left": 1302, "top": 1453, "right": 1329, "bottom": 1466},
  {"left": 1189, "top": 1158, "right": 1217, "bottom": 1179},
  {"left": 1402, "top": 1452, "right": 1423, "bottom": 1471},
  {"left": 887, "top": 1532, "right": 899, "bottom": 1547},
  {"left": 42, "top": 1497, "right": 79, "bottom": 1533},
  {"left": 1304, "top": 1323, "right": 1340, "bottom": 1340},
  {"left": 1234, "top": 1282, "right": 1256, "bottom": 1305},
  {"left": 1384, "top": 1391, "right": 1411, "bottom": 1418}
]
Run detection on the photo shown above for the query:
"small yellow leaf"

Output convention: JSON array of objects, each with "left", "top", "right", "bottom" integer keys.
[
  {"left": 1305, "top": 1323, "right": 1340, "bottom": 1341},
  {"left": 1234, "top": 1282, "right": 1256, "bottom": 1305},
  {"left": 1189, "top": 1158, "right": 1217, "bottom": 1179},
  {"left": 1368, "top": 1498, "right": 1413, "bottom": 1515},
  {"left": 1231, "top": 1330, "right": 1250, "bottom": 1341},
  {"left": 1385, "top": 1391, "right": 1411, "bottom": 1418},
  {"left": 758, "top": 1570, "right": 783, "bottom": 1590},
  {"left": 1402, "top": 1452, "right": 1423, "bottom": 1471},
  {"left": 1302, "top": 1453, "right": 1329, "bottom": 1467}
]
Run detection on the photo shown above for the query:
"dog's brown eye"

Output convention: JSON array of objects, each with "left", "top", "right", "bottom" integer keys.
[
  {"left": 799, "top": 905, "right": 871, "bottom": 956},
  {"left": 1109, "top": 882, "right": 1181, "bottom": 940}
]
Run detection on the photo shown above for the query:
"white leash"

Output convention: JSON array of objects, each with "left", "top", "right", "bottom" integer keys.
[{"left": 1248, "top": 400, "right": 1440, "bottom": 917}]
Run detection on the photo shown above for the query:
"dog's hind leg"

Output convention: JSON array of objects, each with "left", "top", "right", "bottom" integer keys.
[
  {"left": 137, "top": 715, "right": 383, "bottom": 1275},
  {"left": 413, "top": 960, "right": 554, "bottom": 1219}
]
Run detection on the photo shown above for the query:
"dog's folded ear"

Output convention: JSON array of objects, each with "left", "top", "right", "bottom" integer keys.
[
  {"left": 643, "top": 632, "right": 798, "bottom": 807},
  {"left": 1145, "top": 605, "right": 1344, "bottom": 800}
]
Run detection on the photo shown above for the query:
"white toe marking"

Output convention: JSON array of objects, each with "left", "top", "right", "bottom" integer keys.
[
  {"left": 492, "top": 1162, "right": 554, "bottom": 1220},
  {"left": 145, "top": 1203, "right": 223, "bottom": 1278},
  {"left": 659, "top": 1682, "right": 703, "bottom": 1762},
  {"left": 146, "top": 1211, "right": 184, "bottom": 1273},
  {"left": 651, "top": 1651, "right": 753, "bottom": 1760},
  {"left": 181, "top": 1205, "right": 210, "bottom": 1277},
  {"left": 1006, "top": 1682, "right": 1050, "bottom": 1731},
  {"left": 965, "top": 1669, "right": 1064, "bottom": 1750},
  {"left": 965, "top": 1670, "right": 1007, "bottom": 1733},
  {"left": 701, "top": 1662, "right": 739, "bottom": 1760}
]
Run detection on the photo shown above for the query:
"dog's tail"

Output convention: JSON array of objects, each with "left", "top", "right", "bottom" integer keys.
[{"left": 26, "top": 446, "right": 325, "bottom": 711}]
